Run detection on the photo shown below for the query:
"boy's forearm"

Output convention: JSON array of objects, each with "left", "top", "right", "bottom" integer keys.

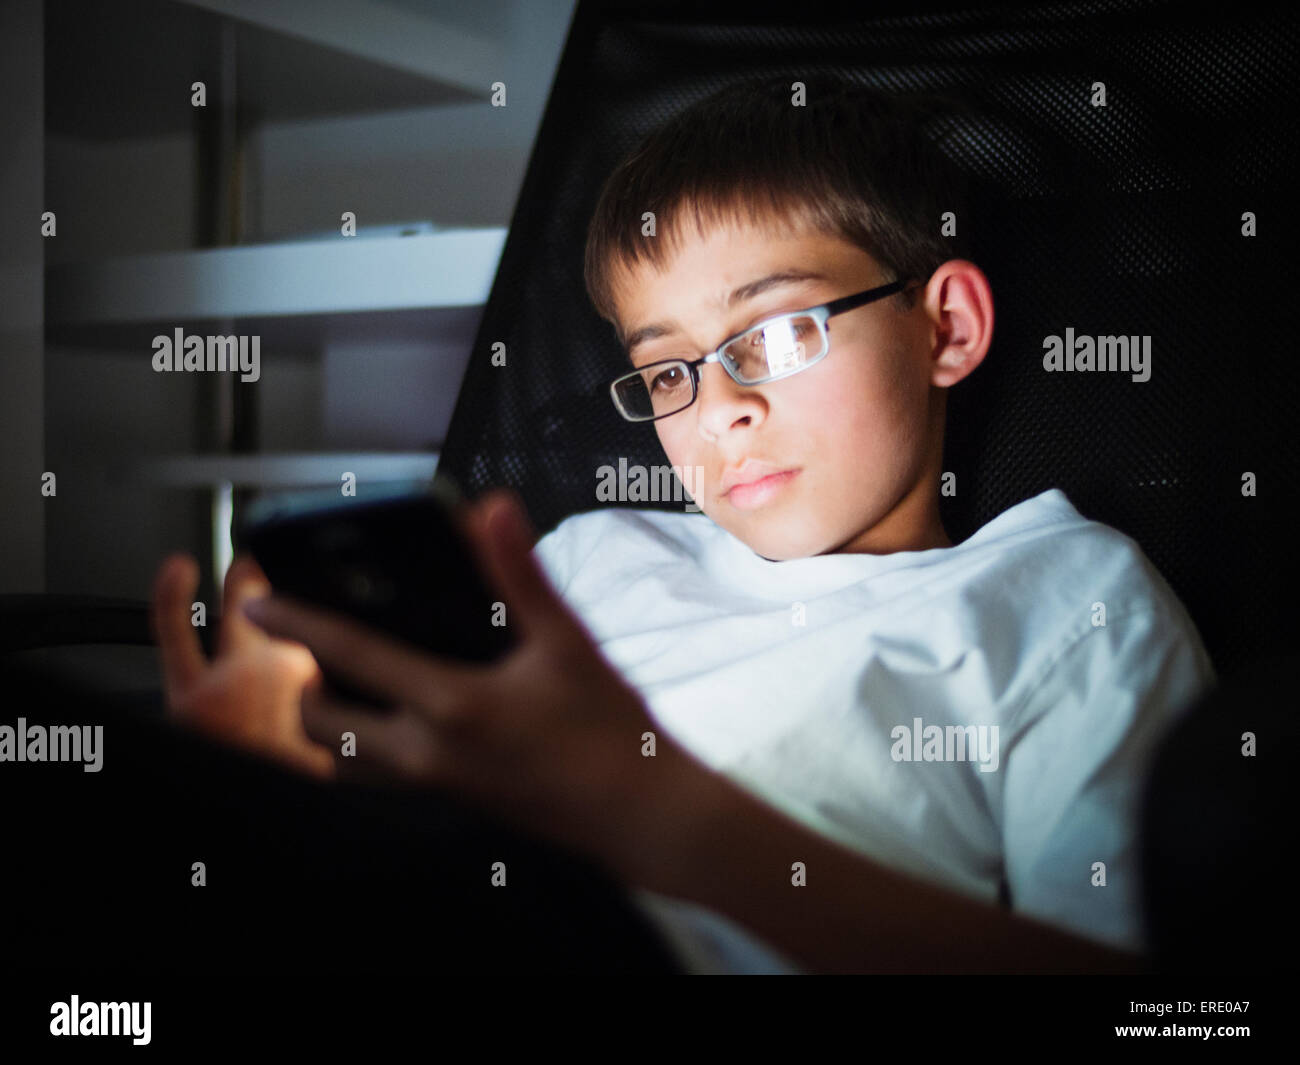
[{"left": 618, "top": 761, "right": 1149, "bottom": 974}]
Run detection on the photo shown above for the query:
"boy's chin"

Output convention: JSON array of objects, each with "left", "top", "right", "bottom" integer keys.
[{"left": 717, "top": 513, "right": 834, "bottom": 562}]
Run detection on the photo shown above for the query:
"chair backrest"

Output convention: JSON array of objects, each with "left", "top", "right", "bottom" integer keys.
[{"left": 438, "top": 0, "right": 1296, "bottom": 681}]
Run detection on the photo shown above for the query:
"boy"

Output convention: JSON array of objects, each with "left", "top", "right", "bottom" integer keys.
[{"left": 152, "top": 77, "right": 1215, "bottom": 973}]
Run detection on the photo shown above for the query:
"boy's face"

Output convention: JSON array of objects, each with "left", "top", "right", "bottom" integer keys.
[{"left": 610, "top": 215, "right": 988, "bottom": 560}]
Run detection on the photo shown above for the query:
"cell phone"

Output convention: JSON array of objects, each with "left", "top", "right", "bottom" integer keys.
[{"left": 238, "top": 473, "right": 516, "bottom": 710}]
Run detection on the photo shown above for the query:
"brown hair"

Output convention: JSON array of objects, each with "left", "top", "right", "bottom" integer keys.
[{"left": 583, "top": 76, "right": 977, "bottom": 345}]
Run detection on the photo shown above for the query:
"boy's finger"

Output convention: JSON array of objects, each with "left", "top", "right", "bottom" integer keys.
[
  {"left": 474, "top": 491, "right": 583, "bottom": 647},
  {"left": 218, "top": 554, "right": 273, "bottom": 656},
  {"left": 458, "top": 492, "right": 509, "bottom": 600},
  {"left": 150, "top": 553, "right": 207, "bottom": 700},
  {"left": 243, "top": 594, "right": 483, "bottom": 724},
  {"left": 300, "top": 683, "right": 437, "bottom": 778}
]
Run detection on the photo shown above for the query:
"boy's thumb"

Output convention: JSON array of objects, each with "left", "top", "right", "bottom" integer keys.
[
  {"left": 483, "top": 490, "right": 533, "bottom": 554},
  {"left": 476, "top": 491, "right": 566, "bottom": 640}
]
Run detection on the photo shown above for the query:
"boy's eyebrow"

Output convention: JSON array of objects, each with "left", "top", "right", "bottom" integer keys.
[{"left": 622, "top": 268, "right": 828, "bottom": 362}]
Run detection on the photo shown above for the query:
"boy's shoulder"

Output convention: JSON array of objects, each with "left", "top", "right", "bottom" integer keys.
[
  {"left": 979, "top": 489, "right": 1205, "bottom": 636},
  {"left": 948, "top": 488, "right": 1215, "bottom": 685},
  {"left": 962, "top": 488, "right": 1187, "bottom": 613},
  {"left": 533, "top": 505, "right": 715, "bottom": 593}
]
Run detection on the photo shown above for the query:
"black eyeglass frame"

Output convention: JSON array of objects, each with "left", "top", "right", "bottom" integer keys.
[{"left": 609, "top": 277, "right": 918, "bottom": 423}]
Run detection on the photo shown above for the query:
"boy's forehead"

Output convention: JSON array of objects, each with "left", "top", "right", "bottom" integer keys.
[{"left": 610, "top": 218, "right": 878, "bottom": 345}]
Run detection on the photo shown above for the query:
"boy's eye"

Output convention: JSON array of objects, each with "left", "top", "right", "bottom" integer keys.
[{"left": 649, "top": 365, "right": 687, "bottom": 392}]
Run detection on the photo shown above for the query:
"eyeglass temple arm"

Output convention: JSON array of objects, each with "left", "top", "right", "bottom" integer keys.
[{"left": 822, "top": 278, "right": 911, "bottom": 317}]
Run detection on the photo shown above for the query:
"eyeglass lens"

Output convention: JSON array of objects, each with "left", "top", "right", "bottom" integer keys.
[{"left": 615, "top": 313, "right": 824, "bottom": 420}]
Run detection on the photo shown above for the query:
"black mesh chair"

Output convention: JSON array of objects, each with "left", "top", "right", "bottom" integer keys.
[{"left": 440, "top": 0, "right": 1296, "bottom": 683}]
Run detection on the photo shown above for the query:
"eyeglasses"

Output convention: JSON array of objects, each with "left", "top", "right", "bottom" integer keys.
[{"left": 609, "top": 278, "right": 916, "bottom": 422}]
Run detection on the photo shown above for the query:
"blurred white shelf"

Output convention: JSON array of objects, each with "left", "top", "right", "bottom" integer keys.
[
  {"left": 47, "top": 0, "right": 500, "bottom": 140},
  {"left": 47, "top": 229, "right": 507, "bottom": 327},
  {"left": 125, "top": 452, "right": 439, "bottom": 488}
]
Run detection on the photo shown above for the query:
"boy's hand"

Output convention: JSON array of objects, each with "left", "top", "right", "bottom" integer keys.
[
  {"left": 239, "top": 489, "right": 703, "bottom": 874},
  {"left": 150, "top": 552, "right": 337, "bottom": 780}
]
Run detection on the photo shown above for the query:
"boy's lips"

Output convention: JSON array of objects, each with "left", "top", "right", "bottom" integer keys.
[{"left": 720, "top": 461, "right": 801, "bottom": 509}]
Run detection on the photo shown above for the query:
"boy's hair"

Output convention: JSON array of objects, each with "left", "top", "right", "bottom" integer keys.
[{"left": 584, "top": 76, "right": 977, "bottom": 340}]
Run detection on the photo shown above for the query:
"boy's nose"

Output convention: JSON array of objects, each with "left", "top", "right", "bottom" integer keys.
[{"left": 693, "top": 362, "right": 766, "bottom": 437}]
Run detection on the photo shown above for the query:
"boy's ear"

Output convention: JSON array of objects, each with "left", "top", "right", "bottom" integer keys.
[{"left": 926, "top": 259, "right": 994, "bottom": 388}]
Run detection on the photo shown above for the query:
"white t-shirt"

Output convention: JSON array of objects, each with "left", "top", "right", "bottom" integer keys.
[{"left": 532, "top": 488, "right": 1216, "bottom": 972}]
